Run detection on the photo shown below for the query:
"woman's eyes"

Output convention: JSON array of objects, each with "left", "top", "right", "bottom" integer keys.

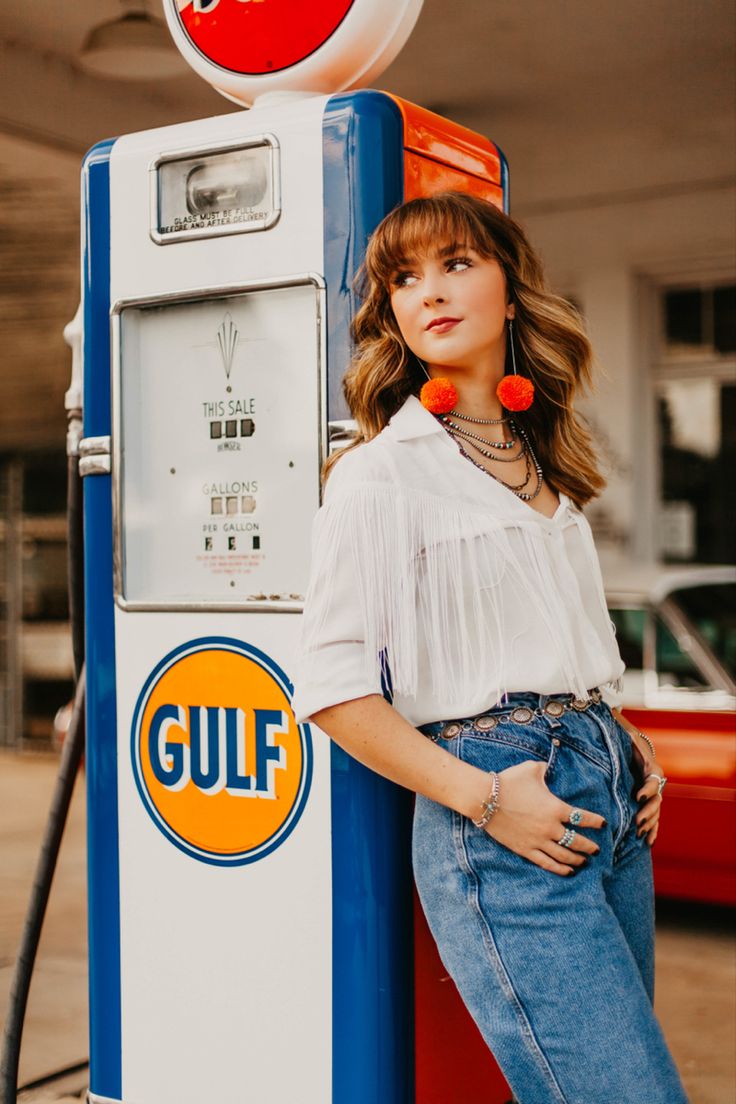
[
  {"left": 447, "top": 256, "right": 473, "bottom": 272},
  {"left": 392, "top": 256, "right": 473, "bottom": 288}
]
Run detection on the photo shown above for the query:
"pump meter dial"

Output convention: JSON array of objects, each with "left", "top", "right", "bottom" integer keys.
[{"left": 112, "top": 277, "right": 323, "bottom": 610}]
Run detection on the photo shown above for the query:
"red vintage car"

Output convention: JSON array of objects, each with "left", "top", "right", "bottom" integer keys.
[{"left": 605, "top": 563, "right": 736, "bottom": 906}]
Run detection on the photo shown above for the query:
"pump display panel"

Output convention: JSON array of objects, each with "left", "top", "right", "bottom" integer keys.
[{"left": 112, "top": 278, "right": 324, "bottom": 610}]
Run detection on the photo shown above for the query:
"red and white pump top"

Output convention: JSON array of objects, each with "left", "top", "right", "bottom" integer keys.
[{"left": 164, "top": 0, "right": 424, "bottom": 107}]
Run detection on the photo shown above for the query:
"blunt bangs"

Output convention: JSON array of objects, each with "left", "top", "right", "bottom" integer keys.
[{"left": 366, "top": 195, "right": 500, "bottom": 285}]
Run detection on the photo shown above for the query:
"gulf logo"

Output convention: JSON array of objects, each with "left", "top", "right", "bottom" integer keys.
[{"left": 130, "top": 637, "right": 312, "bottom": 866}]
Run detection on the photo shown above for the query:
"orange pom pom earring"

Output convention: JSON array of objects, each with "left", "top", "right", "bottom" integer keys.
[
  {"left": 417, "top": 358, "right": 458, "bottom": 414},
  {"left": 420, "top": 376, "right": 458, "bottom": 414},
  {"left": 496, "top": 318, "right": 534, "bottom": 412}
]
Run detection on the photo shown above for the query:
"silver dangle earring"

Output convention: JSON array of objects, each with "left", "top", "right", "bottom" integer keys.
[
  {"left": 496, "top": 316, "right": 535, "bottom": 412},
  {"left": 509, "top": 319, "right": 517, "bottom": 372}
]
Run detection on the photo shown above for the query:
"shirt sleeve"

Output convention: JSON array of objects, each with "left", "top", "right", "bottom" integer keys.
[{"left": 290, "top": 452, "right": 387, "bottom": 725}]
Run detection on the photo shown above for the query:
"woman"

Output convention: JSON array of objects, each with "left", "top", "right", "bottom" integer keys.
[{"left": 292, "top": 192, "right": 689, "bottom": 1103}]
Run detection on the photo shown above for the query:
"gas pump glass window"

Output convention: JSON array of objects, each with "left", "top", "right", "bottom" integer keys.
[
  {"left": 113, "top": 281, "right": 323, "bottom": 609},
  {"left": 153, "top": 138, "right": 280, "bottom": 242}
]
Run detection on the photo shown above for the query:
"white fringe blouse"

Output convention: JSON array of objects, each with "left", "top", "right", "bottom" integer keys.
[{"left": 291, "top": 393, "right": 625, "bottom": 728}]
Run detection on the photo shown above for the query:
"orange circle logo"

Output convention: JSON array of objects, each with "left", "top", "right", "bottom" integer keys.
[{"left": 131, "top": 637, "right": 312, "bottom": 865}]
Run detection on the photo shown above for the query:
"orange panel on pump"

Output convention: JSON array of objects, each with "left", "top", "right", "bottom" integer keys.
[
  {"left": 385, "top": 93, "right": 505, "bottom": 202},
  {"left": 403, "top": 151, "right": 504, "bottom": 204}
]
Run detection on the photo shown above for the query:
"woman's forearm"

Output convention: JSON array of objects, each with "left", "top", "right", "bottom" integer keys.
[{"left": 309, "top": 694, "right": 490, "bottom": 820}]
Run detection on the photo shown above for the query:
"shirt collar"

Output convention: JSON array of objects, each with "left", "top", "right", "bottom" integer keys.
[{"left": 386, "top": 394, "right": 446, "bottom": 441}]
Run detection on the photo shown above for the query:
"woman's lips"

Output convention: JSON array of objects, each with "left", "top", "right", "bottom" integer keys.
[{"left": 427, "top": 318, "right": 461, "bottom": 334}]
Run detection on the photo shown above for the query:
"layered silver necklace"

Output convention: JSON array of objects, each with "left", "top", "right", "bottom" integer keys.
[{"left": 437, "top": 408, "right": 544, "bottom": 501}]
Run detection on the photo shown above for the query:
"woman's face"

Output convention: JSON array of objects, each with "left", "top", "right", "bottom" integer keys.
[{"left": 388, "top": 241, "right": 514, "bottom": 371}]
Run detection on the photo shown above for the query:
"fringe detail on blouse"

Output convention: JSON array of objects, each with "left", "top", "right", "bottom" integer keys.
[
  {"left": 300, "top": 480, "right": 596, "bottom": 707},
  {"left": 568, "top": 509, "right": 627, "bottom": 702},
  {"left": 601, "top": 675, "right": 625, "bottom": 699}
]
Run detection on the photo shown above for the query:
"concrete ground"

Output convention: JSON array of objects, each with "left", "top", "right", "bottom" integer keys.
[
  {"left": 1, "top": 750, "right": 87, "bottom": 1100},
  {"left": 1, "top": 748, "right": 734, "bottom": 1103}
]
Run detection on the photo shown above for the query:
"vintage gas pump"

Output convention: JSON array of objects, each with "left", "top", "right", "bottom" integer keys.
[{"left": 81, "top": 3, "right": 511, "bottom": 1101}]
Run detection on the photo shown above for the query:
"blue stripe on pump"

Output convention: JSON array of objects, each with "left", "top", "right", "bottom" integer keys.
[
  {"left": 322, "top": 91, "right": 415, "bottom": 1104},
  {"left": 499, "top": 143, "right": 510, "bottom": 213},
  {"left": 82, "top": 138, "right": 122, "bottom": 1101}
]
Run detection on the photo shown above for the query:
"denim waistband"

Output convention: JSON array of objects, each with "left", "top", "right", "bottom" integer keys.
[{"left": 418, "top": 687, "right": 604, "bottom": 741}]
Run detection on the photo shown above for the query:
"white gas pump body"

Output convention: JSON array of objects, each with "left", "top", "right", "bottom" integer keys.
[{"left": 114, "top": 99, "right": 327, "bottom": 1099}]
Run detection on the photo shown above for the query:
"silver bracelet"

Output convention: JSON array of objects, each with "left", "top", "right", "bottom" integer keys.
[
  {"left": 472, "top": 770, "right": 500, "bottom": 829},
  {"left": 634, "top": 728, "right": 657, "bottom": 759}
]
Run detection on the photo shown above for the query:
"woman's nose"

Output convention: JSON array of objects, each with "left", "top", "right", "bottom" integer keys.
[{"left": 422, "top": 287, "right": 445, "bottom": 305}]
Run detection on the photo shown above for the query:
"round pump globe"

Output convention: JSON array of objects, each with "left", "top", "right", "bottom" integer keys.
[{"left": 164, "top": 0, "right": 424, "bottom": 107}]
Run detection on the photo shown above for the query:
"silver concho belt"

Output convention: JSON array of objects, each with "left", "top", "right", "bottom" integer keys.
[{"left": 436, "top": 688, "right": 602, "bottom": 741}]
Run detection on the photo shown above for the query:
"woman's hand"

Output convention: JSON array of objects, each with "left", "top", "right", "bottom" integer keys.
[
  {"left": 482, "top": 759, "right": 606, "bottom": 876},
  {"left": 612, "top": 709, "right": 665, "bottom": 847}
]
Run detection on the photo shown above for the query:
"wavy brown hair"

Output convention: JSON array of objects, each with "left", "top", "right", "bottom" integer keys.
[{"left": 324, "top": 191, "right": 605, "bottom": 507}]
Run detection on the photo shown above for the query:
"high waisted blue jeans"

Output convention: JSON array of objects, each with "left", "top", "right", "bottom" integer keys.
[{"left": 415, "top": 691, "right": 690, "bottom": 1104}]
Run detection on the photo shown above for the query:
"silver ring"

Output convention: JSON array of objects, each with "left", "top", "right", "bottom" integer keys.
[
  {"left": 568, "top": 808, "right": 583, "bottom": 826},
  {"left": 557, "top": 828, "right": 575, "bottom": 848},
  {"left": 646, "top": 772, "right": 667, "bottom": 796}
]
